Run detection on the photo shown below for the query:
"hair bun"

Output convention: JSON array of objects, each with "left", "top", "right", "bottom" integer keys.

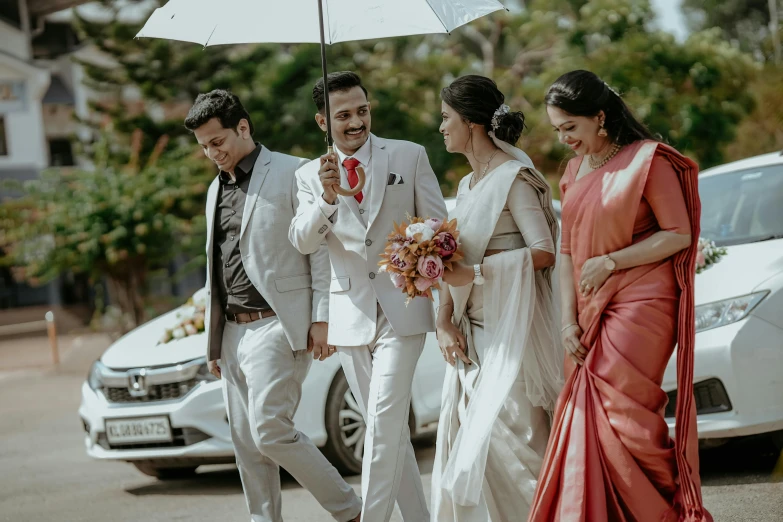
[{"left": 493, "top": 109, "right": 526, "bottom": 146}]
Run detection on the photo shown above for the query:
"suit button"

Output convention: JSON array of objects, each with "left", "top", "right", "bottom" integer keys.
[
  {"left": 365, "top": 239, "right": 372, "bottom": 246},
  {"left": 369, "top": 272, "right": 376, "bottom": 280},
  {"left": 359, "top": 209, "right": 365, "bottom": 214}
]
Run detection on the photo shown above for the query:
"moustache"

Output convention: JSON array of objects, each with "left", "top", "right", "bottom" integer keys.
[{"left": 344, "top": 126, "right": 366, "bottom": 135}]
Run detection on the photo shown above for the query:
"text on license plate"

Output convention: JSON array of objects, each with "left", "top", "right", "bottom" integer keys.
[{"left": 105, "top": 416, "right": 173, "bottom": 445}]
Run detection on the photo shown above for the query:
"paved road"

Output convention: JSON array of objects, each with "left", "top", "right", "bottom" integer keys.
[{"left": 0, "top": 336, "right": 781, "bottom": 522}]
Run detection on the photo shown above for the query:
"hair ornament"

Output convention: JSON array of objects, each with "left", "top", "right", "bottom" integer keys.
[{"left": 491, "top": 104, "right": 510, "bottom": 131}]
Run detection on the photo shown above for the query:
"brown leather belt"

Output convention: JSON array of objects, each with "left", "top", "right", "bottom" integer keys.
[{"left": 225, "top": 309, "right": 276, "bottom": 324}]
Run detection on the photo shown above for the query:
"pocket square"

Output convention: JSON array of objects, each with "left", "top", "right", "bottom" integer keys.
[{"left": 387, "top": 172, "right": 405, "bottom": 185}]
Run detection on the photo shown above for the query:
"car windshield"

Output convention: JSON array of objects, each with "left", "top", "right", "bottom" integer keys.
[{"left": 699, "top": 163, "right": 783, "bottom": 247}]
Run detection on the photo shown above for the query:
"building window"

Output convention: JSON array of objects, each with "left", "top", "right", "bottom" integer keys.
[
  {"left": 0, "top": 117, "right": 7, "bottom": 156},
  {"left": 49, "top": 138, "right": 74, "bottom": 166}
]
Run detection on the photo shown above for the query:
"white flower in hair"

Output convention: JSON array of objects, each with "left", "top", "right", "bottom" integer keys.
[{"left": 491, "top": 104, "right": 510, "bottom": 131}]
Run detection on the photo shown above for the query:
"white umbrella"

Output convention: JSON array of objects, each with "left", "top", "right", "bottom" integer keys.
[{"left": 137, "top": 0, "right": 506, "bottom": 195}]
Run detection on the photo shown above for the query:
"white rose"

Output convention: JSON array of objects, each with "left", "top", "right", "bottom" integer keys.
[
  {"left": 406, "top": 222, "right": 435, "bottom": 241},
  {"left": 172, "top": 327, "right": 186, "bottom": 339}
]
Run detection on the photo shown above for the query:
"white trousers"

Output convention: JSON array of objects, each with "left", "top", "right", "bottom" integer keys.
[
  {"left": 337, "top": 306, "right": 429, "bottom": 522},
  {"left": 222, "top": 318, "right": 362, "bottom": 522}
]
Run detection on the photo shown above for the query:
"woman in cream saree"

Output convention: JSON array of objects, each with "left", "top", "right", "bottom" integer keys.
[{"left": 431, "top": 75, "right": 564, "bottom": 522}]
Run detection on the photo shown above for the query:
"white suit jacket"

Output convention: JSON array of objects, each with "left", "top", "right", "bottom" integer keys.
[
  {"left": 289, "top": 135, "right": 447, "bottom": 346},
  {"left": 204, "top": 146, "right": 330, "bottom": 361}
]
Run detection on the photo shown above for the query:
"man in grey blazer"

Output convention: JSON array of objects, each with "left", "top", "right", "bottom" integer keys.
[
  {"left": 289, "top": 73, "right": 447, "bottom": 522},
  {"left": 186, "top": 90, "right": 361, "bottom": 522}
]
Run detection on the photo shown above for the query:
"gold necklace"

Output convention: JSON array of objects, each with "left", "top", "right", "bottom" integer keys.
[
  {"left": 472, "top": 149, "right": 500, "bottom": 185},
  {"left": 588, "top": 143, "right": 621, "bottom": 170}
]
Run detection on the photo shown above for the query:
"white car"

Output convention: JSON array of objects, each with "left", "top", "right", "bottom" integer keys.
[
  {"left": 662, "top": 151, "right": 783, "bottom": 448},
  {"left": 79, "top": 292, "right": 446, "bottom": 479}
]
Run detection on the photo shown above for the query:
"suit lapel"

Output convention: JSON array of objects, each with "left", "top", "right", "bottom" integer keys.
[
  {"left": 366, "top": 136, "right": 389, "bottom": 230},
  {"left": 205, "top": 177, "right": 220, "bottom": 255},
  {"left": 240, "top": 146, "right": 272, "bottom": 239}
]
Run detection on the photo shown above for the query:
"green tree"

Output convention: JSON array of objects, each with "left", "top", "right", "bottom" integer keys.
[
  {"left": 682, "top": 0, "right": 781, "bottom": 63},
  {"left": 0, "top": 135, "right": 213, "bottom": 328}
]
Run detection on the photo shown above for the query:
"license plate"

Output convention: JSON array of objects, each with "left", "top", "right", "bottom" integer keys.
[{"left": 105, "top": 416, "right": 173, "bottom": 445}]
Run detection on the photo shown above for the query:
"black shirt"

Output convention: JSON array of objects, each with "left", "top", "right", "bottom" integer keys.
[{"left": 213, "top": 143, "right": 271, "bottom": 315}]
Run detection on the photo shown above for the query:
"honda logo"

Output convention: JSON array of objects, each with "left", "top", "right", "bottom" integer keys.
[{"left": 127, "top": 368, "right": 148, "bottom": 397}]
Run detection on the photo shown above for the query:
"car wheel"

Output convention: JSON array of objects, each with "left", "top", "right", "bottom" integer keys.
[
  {"left": 321, "top": 370, "right": 364, "bottom": 475},
  {"left": 132, "top": 462, "right": 198, "bottom": 480}
]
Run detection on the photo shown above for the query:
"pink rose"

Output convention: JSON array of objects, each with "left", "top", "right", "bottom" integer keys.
[
  {"left": 417, "top": 255, "right": 444, "bottom": 280},
  {"left": 414, "top": 277, "right": 435, "bottom": 292},
  {"left": 436, "top": 232, "right": 457, "bottom": 260},
  {"left": 696, "top": 251, "right": 706, "bottom": 268},
  {"left": 390, "top": 273, "right": 406, "bottom": 289},
  {"left": 425, "top": 218, "right": 443, "bottom": 232},
  {"left": 390, "top": 250, "right": 411, "bottom": 270}
]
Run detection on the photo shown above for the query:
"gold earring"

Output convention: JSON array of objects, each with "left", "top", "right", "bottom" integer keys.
[{"left": 598, "top": 122, "right": 608, "bottom": 138}]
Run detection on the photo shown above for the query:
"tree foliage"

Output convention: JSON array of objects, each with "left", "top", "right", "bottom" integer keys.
[
  {"left": 682, "top": 0, "right": 780, "bottom": 62},
  {"left": 0, "top": 134, "right": 213, "bottom": 328},
  {"left": 73, "top": 0, "right": 759, "bottom": 186}
]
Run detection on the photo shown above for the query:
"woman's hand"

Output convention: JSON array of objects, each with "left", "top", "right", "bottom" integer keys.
[
  {"left": 562, "top": 324, "right": 588, "bottom": 365},
  {"left": 578, "top": 256, "right": 612, "bottom": 298},
  {"left": 442, "top": 262, "right": 475, "bottom": 287},
  {"left": 436, "top": 322, "right": 471, "bottom": 366}
]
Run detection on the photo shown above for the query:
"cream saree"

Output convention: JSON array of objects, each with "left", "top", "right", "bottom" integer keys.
[{"left": 431, "top": 140, "right": 564, "bottom": 522}]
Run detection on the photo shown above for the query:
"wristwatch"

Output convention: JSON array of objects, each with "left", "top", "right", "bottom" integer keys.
[
  {"left": 473, "top": 264, "right": 485, "bottom": 286},
  {"left": 603, "top": 255, "right": 616, "bottom": 272}
]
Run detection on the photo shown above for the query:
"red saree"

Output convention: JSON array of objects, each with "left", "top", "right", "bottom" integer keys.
[{"left": 528, "top": 140, "right": 712, "bottom": 521}]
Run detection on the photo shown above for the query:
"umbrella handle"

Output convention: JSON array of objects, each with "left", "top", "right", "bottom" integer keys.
[{"left": 327, "top": 145, "right": 366, "bottom": 197}]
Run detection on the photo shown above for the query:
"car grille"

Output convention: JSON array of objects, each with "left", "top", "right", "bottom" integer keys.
[
  {"left": 97, "top": 427, "right": 211, "bottom": 450},
  {"left": 664, "top": 378, "right": 732, "bottom": 418},
  {"left": 103, "top": 379, "right": 199, "bottom": 403}
]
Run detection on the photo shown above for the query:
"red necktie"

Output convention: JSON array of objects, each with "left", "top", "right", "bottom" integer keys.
[{"left": 342, "top": 157, "right": 364, "bottom": 204}]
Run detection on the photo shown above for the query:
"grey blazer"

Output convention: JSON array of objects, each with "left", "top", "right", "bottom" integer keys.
[
  {"left": 204, "top": 146, "right": 330, "bottom": 361},
  {"left": 289, "top": 135, "right": 447, "bottom": 346}
]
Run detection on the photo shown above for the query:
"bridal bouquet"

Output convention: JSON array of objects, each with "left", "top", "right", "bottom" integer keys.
[
  {"left": 158, "top": 289, "right": 207, "bottom": 344},
  {"left": 378, "top": 215, "right": 463, "bottom": 303},
  {"left": 695, "top": 237, "right": 728, "bottom": 274}
]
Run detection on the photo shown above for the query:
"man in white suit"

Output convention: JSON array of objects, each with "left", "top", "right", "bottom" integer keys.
[
  {"left": 186, "top": 90, "right": 361, "bottom": 522},
  {"left": 289, "top": 72, "right": 447, "bottom": 522}
]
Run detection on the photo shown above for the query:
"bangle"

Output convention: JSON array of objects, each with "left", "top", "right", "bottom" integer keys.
[
  {"left": 437, "top": 303, "right": 454, "bottom": 313},
  {"left": 561, "top": 322, "right": 578, "bottom": 333}
]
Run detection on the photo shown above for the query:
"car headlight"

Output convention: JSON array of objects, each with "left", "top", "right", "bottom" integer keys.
[
  {"left": 196, "top": 359, "right": 218, "bottom": 382},
  {"left": 695, "top": 291, "right": 769, "bottom": 333},
  {"left": 87, "top": 360, "right": 105, "bottom": 390}
]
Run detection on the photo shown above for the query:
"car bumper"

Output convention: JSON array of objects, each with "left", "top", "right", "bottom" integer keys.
[
  {"left": 79, "top": 380, "right": 234, "bottom": 462},
  {"left": 662, "top": 315, "right": 783, "bottom": 439}
]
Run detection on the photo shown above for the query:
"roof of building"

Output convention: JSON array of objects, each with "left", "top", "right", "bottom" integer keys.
[{"left": 42, "top": 74, "right": 74, "bottom": 105}]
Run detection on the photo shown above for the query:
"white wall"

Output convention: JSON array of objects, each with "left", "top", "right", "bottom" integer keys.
[
  {"left": 0, "top": 19, "right": 50, "bottom": 171},
  {"left": 0, "top": 103, "right": 49, "bottom": 170},
  {"left": 0, "top": 19, "right": 31, "bottom": 61}
]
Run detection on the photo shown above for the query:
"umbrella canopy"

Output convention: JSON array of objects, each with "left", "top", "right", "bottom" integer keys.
[
  {"left": 136, "top": 0, "right": 506, "bottom": 195},
  {"left": 136, "top": 0, "right": 505, "bottom": 46}
]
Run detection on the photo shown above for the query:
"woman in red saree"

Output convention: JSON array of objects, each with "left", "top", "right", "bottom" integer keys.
[{"left": 528, "top": 70, "right": 712, "bottom": 522}]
